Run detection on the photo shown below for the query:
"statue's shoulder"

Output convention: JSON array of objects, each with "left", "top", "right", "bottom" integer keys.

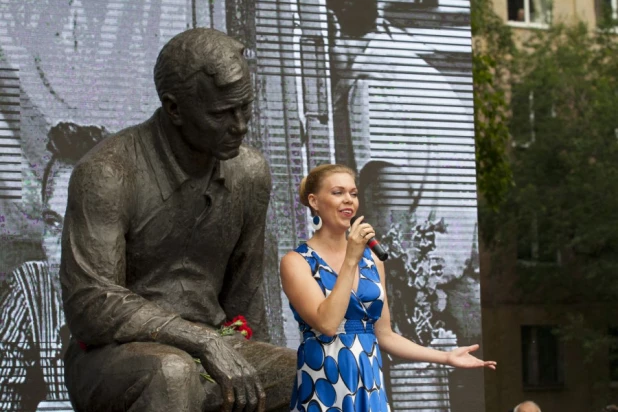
[
  {"left": 233, "top": 145, "right": 271, "bottom": 181},
  {"left": 71, "top": 120, "right": 149, "bottom": 188}
]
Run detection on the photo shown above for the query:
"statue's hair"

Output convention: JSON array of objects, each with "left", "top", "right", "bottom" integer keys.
[
  {"left": 153, "top": 28, "right": 247, "bottom": 102},
  {"left": 299, "top": 164, "right": 355, "bottom": 214}
]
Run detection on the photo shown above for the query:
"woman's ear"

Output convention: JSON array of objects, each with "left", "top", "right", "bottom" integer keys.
[
  {"left": 308, "top": 193, "right": 319, "bottom": 213},
  {"left": 162, "top": 93, "right": 182, "bottom": 126},
  {"left": 326, "top": 9, "right": 341, "bottom": 39}
]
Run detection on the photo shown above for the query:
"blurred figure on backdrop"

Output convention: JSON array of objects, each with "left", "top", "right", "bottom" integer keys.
[
  {"left": 0, "top": 122, "right": 106, "bottom": 412},
  {"left": 324, "top": 3, "right": 482, "bottom": 409}
]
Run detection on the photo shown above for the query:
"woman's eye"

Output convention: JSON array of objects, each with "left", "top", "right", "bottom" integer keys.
[
  {"left": 333, "top": 192, "right": 341, "bottom": 195},
  {"left": 44, "top": 217, "right": 62, "bottom": 230},
  {"left": 42, "top": 211, "right": 63, "bottom": 230},
  {"left": 44, "top": 218, "right": 59, "bottom": 227},
  {"left": 351, "top": 193, "right": 358, "bottom": 197}
]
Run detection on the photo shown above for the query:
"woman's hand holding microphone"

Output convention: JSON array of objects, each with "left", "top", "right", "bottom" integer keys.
[{"left": 345, "top": 216, "right": 375, "bottom": 265}]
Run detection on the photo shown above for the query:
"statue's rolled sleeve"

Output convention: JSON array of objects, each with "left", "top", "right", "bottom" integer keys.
[
  {"left": 219, "top": 152, "right": 272, "bottom": 342},
  {"left": 60, "top": 157, "right": 177, "bottom": 346}
]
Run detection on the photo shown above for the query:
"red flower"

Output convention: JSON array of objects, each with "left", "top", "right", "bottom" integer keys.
[
  {"left": 223, "top": 315, "right": 247, "bottom": 328},
  {"left": 238, "top": 324, "right": 253, "bottom": 340},
  {"left": 78, "top": 340, "right": 88, "bottom": 352},
  {"left": 221, "top": 315, "right": 252, "bottom": 339}
]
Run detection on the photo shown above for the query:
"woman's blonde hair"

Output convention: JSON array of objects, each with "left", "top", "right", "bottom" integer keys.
[{"left": 299, "top": 164, "right": 356, "bottom": 214}]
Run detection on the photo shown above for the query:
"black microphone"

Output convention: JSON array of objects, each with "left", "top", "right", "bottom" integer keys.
[{"left": 350, "top": 216, "right": 389, "bottom": 261}]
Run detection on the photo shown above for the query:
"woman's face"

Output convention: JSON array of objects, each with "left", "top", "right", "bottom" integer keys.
[
  {"left": 309, "top": 172, "right": 359, "bottom": 231},
  {"left": 42, "top": 162, "right": 72, "bottom": 278}
]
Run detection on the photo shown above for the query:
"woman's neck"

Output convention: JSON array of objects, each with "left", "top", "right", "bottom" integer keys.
[{"left": 309, "top": 227, "right": 348, "bottom": 254}]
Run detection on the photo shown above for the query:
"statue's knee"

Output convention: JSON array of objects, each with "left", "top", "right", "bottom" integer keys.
[
  {"left": 281, "top": 348, "right": 298, "bottom": 379},
  {"left": 155, "top": 349, "right": 223, "bottom": 410},
  {"left": 156, "top": 351, "right": 198, "bottom": 388}
]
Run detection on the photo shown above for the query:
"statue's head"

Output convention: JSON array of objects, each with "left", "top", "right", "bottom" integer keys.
[{"left": 154, "top": 28, "right": 254, "bottom": 160}]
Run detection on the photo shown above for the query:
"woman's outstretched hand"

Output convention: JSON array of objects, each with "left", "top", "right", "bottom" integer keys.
[{"left": 446, "top": 344, "right": 496, "bottom": 370}]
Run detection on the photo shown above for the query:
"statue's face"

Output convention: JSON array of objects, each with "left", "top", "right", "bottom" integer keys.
[{"left": 177, "top": 66, "right": 254, "bottom": 160}]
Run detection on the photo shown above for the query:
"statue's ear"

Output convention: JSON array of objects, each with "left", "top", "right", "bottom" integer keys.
[{"left": 162, "top": 93, "right": 182, "bottom": 126}]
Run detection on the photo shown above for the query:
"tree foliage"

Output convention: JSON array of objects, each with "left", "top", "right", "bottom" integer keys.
[
  {"left": 471, "top": 0, "right": 514, "bottom": 211},
  {"left": 508, "top": 22, "right": 618, "bottom": 302},
  {"left": 497, "top": 19, "right": 618, "bottom": 386},
  {"left": 473, "top": 1, "right": 618, "bottom": 386}
]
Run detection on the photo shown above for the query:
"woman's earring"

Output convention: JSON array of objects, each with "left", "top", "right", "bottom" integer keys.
[{"left": 311, "top": 215, "right": 322, "bottom": 231}]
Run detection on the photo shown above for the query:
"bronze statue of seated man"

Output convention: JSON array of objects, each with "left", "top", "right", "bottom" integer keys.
[{"left": 60, "top": 28, "right": 295, "bottom": 412}]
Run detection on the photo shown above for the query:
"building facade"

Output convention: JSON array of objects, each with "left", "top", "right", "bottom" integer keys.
[{"left": 481, "top": 1, "right": 618, "bottom": 411}]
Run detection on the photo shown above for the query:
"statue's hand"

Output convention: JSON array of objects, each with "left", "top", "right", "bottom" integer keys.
[
  {"left": 198, "top": 334, "right": 265, "bottom": 412},
  {"left": 155, "top": 317, "right": 265, "bottom": 412}
]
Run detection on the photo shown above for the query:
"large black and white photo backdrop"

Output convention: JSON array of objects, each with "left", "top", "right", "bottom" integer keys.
[{"left": 0, "top": 1, "right": 483, "bottom": 411}]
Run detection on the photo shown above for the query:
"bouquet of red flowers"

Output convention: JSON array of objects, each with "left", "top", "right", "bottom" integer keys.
[{"left": 219, "top": 315, "right": 253, "bottom": 340}]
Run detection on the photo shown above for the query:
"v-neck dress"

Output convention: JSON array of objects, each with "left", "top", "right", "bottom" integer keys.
[{"left": 289, "top": 243, "right": 391, "bottom": 412}]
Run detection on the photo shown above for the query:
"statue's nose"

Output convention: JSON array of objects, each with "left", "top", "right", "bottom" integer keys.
[{"left": 230, "top": 107, "right": 248, "bottom": 136}]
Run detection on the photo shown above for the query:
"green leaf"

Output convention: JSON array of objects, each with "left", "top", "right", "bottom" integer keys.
[{"left": 200, "top": 372, "right": 215, "bottom": 383}]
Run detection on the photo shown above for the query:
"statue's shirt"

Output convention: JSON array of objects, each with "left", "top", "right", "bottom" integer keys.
[{"left": 59, "top": 109, "right": 271, "bottom": 345}]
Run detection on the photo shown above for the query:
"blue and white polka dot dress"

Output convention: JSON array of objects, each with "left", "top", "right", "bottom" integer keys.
[{"left": 289, "top": 243, "right": 391, "bottom": 412}]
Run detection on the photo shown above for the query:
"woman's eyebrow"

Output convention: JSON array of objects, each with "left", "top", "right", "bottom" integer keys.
[
  {"left": 42, "top": 210, "right": 63, "bottom": 220},
  {"left": 329, "top": 186, "right": 357, "bottom": 190}
]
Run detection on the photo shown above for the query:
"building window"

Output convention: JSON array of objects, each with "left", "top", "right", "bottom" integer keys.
[
  {"left": 521, "top": 325, "right": 564, "bottom": 388},
  {"left": 597, "top": 0, "right": 618, "bottom": 27},
  {"left": 516, "top": 214, "right": 561, "bottom": 264},
  {"left": 610, "top": 327, "right": 618, "bottom": 382},
  {"left": 507, "top": 0, "right": 552, "bottom": 25},
  {"left": 511, "top": 89, "right": 561, "bottom": 265}
]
